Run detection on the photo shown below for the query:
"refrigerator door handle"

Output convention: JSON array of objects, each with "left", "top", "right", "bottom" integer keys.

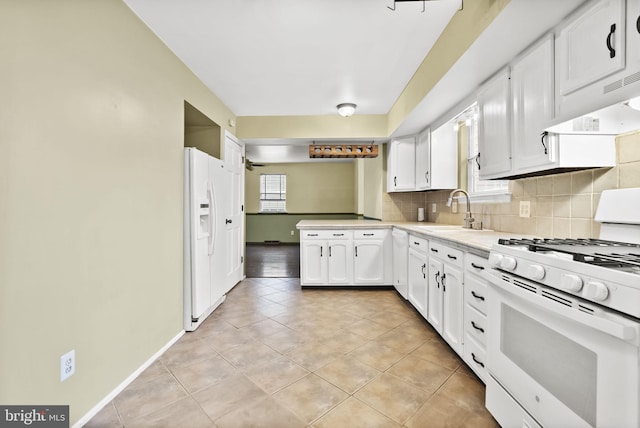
[{"left": 208, "top": 182, "right": 215, "bottom": 255}]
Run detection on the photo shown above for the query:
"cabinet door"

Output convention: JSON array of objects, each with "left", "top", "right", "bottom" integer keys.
[
  {"left": 301, "top": 241, "right": 327, "bottom": 284},
  {"left": 442, "top": 264, "right": 464, "bottom": 355},
  {"left": 478, "top": 69, "right": 512, "bottom": 178},
  {"left": 427, "top": 258, "right": 444, "bottom": 334},
  {"left": 415, "top": 128, "right": 431, "bottom": 190},
  {"left": 354, "top": 240, "right": 385, "bottom": 284},
  {"left": 557, "top": 0, "right": 626, "bottom": 96},
  {"left": 387, "top": 137, "right": 416, "bottom": 192},
  {"left": 512, "top": 35, "right": 555, "bottom": 172},
  {"left": 328, "top": 240, "right": 353, "bottom": 284},
  {"left": 408, "top": 248, "right": 428, "bottom": 319}
]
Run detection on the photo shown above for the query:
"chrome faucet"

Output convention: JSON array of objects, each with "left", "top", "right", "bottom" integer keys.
[{"left": 447, "top": 189, "right": 475, "bottom": 229}]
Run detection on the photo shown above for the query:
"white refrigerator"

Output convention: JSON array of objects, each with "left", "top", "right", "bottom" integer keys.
[{"left": 183, "top": 148, "right": 229, "bottom": 331}]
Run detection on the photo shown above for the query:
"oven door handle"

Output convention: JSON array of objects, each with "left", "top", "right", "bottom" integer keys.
[{"left": 486, "top": 270, "right": 639, "bottom": 343}]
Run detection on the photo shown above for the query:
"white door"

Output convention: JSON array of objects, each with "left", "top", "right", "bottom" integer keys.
[
  {"left": 478, "top": 68, "right": 512, "bottom": 178},
  {"left": 556, "top": 0, "right": 626, "bottom": 96},
  {"left": 442, "top": 264, "right": 464, "bottom": 355},
  {"left": 512, "top": 35, "right": 555, "bottom": 172},
  {"left": 327, "top": 240, "right": 352, "bottom": 284},
  {"left": 353, "top": 240, "right": 385, "bottom": 284},
  {"left": 415, "top": 128, "right": 431, "bottom": 190},
  {"left": 187, "top": 148, "right": 212, "bottom": 319},
  {"left": 427, "top": 258, "right": 444, "bottom": 333},
  {"left": 209, "top": 156, "right": 229, "bottom": 305},
  {"left": 301, "top": 240, "right": 327, "bottom": 284},
  {"left": 407, "top": 248, "right": 428, "bottom": 318},
  {"left": 387, "top": 137, "right": 416, "bottom": 192},
  {"left": 223, "top": 132, "right": 244, "bottom": 291}
]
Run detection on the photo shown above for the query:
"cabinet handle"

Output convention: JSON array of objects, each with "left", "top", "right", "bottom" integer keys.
[
  {"left": 471, "top": 291, "right": 485, "bottom": 301},
  {"left": 414, "top": 241, "right": 421, "bottom": 246},
  {"left": 476, "top": 152, "right": 481, "bottom": 170},
  {"left": 470, "top": 262, "right": 485, "bottom": 271},
  {"left": 430, "top": 248, "right": 438, "bottom": 253},
  {"left": 606, "top": 23, "right": 616, "bottom": 59},
  {"left": 329, "top": 246, "right": 332, "bottom": 257},
  {"left": 636, "top": 15, "right": 640, "bottom": 34},
  {"left": 471, "top": 321, "right": 485, "bottom": 333},
  {"left": 226, "top": 219, "right": 233, "bottom": 224},
  {"left": 308, "top": 233, "right": 318, "bottom": 237},
  {"left": 441, "top": 272, "right": 446, "bottom": 291},
  {"left": 471, "top": 352, "right": 485, "bottom": 368},
  {"left": 363, "top": 233, "right": 374, "bottom": 236},
  {"left": 425, "top": 171, "right": 429, "bottom": 183},
  {"left": 540, "top": 131, "right": 548, "bottom": 155},
  {"left": 447, "top": 254, "right": 457, "bottom": 260},
  {"left": 320, "top": 247, "right": 323, "bottom": 257},
  {"left": 435, "top": 271, "right": 440, "bottom": 286},
  {"left": 394, "top": 176, "right": 397, "bottom": 187},
  {"left": 355, "top": 246, "right": 358, "bottom": 257},
  {"left": 421, "top": 263, "right": 426, "bottom": 278},
  {"left": 333, "top": 233, "right": 344, "bottom": 237}
]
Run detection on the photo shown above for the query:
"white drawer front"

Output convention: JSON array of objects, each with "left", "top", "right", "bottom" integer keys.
[
  {"left": 429, "top": 241, "right": 464, "bottom": 268},
  {"left": 301, "top": 230, "right": 351, "bottom": 240},
  {"left": 409, "top": 235, "right": 429, "bottom": 252},
  {"left": 354, "top": 229, "right": 389, "bottom": 239},
  {"left": 464, "top": 333, "right": 488, "bottom": 383},
  {"left": 465, "top": 253, "right": 489, "bottom": 275},
  {"left": 464, "top": 303, "right": 487, "bottom": 347},
  {"left": 464, "top": 274, "right": 488, "bottom": 314}
]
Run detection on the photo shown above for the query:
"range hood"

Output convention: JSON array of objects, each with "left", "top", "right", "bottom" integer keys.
[{"left": 546, "top": 97, "right": 640, "bottom": 136}]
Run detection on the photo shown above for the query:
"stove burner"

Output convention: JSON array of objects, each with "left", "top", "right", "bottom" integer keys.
[{"left": 497, "top": 238, "right": 640, "bottom": 271}]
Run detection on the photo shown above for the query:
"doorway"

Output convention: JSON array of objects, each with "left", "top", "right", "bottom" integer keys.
[{"left": 245, "top": 243, "right": 300, "bottom": 278}]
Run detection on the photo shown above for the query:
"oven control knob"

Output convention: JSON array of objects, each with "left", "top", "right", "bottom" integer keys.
[
  {"left": 528, "top": 265, "right": 545, "bottom": 280},
  {"left": 488, "top": 253, "right": 503, "bottom": 268},
  {"left": 500, "top": 256, "right": 517, "bottom": 271},
  {"left": 584, "top": 281, "right": 609, "bottom": 301},
  {"left": 561, "top": 274, "right": 583, "bottom": 292}
]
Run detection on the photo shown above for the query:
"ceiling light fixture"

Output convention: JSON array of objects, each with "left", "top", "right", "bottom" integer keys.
[{"left": 337, "top": 103, "right": 357, "bottom": 117}]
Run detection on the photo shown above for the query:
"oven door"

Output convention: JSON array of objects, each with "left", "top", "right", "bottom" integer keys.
[{"left": 485, "top": 269, "right": 640, "bottom": 428}]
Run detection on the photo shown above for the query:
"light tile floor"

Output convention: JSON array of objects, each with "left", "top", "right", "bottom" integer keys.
[{"left": 85, "top": 278, "right": 498, "bottom": 427}]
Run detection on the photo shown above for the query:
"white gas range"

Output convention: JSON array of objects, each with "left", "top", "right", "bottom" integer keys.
[{"left": 484, "top": 188, "right": 640, "bottom": 428}]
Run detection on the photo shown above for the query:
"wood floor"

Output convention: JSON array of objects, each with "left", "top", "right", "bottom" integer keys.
[{"left": 245, "top": 243, "right": 300, "bottom": 278}]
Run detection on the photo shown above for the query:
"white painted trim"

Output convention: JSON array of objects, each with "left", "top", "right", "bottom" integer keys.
[{"left": 72, "top": 330, "right": 185, "bottom": 428}]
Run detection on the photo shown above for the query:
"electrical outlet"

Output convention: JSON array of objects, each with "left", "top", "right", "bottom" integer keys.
[
  {"left": 432, "top": 203, "right": 437, "bottom": 213},
  {"left": 290, "top": 230, "right": 294, "bottom": 236},
  {"left": 60, "top": 350, "right": 75, "bottom": 382},
  {"left": 519, "top": 201, "right": 531, "bottom": 218},
  {"left": 451, "top": 201, "right": 458, "bottom": 214}
]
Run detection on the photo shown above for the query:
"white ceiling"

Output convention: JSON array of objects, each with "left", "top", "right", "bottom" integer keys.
[{"left": 125, "top": 0, "right": 585, "bottom": 163}]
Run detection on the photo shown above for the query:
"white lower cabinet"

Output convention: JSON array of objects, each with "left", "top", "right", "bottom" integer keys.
[
  {"left": 300, "top": 228, "right": 391, "bottom": 286},
  {"left": 427, "top": 241, "right": 464, "bottom": 356},
  {"left": 300, "top": 230, "right": 353, "bottom": 285},
  {"left": 354, "top": 230, "right": 392, "bottom": 285},
  {"left": 408, "top": 235, "right": 429, "bottom": 319}
]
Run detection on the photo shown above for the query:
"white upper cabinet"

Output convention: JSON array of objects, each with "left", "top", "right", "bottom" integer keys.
[
  {"left": 415, "top": 128, "right": 431, "bottom": 190},
  {"left": 388, "top": 130, "right": 457, "bottom": 192},
  {"left": 512, "top": 35, "right": 556, "bottom": 173},
  {"left": 478, "top": 68, "right": 512, "bottom": 179},
  {"left": 556, "top": 0, "right": 626, "bottom": 97},
  {"left": 423, "top": 124, "right": 458, "bottom": 190},
  {"left": 387, "top": 137, "right": 416, "bottom": 192}
]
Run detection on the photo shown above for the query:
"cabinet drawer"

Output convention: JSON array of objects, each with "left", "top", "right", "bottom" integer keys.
[
  {"left": 301, "top": 230, "right": 351, "bottom": 240},
  {"left": 464, "top": 303, "right": 487, "bottom": 347},
  {"left": 354, "top": 229, "right": 389, "bottom": 240},
  {"left": 429, "top": 241, "right": 464, "bottom": 268},
  {"left": 464, "top": 334, "right": 488, "bottom": 384},
  {"left": 465, "top": 253, "right": 489, "bottom": 275},
  {"left": 464, "top": 274, "right": 488, "bottom": 314},
  {"left": 409, "top": 235, "right": 429, "bottom": 252}
]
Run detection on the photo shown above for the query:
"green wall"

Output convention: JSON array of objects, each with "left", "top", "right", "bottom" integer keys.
[{"left": 247, "top": 213, "right": 359, "bottom": 243}]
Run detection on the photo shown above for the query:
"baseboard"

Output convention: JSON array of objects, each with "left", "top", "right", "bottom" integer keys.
[{"left": 73, "top": 330, "right": 185, "bottom": 428}]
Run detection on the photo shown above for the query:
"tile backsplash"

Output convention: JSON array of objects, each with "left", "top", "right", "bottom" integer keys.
[{"left": 382, "top": 131, "right": 640, "bottom": 238}]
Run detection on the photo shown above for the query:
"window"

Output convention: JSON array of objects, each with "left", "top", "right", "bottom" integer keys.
[
  {"left": 463, "top": 104, "right": 509, "bottom": 200},
  {"left": 260, "top": 174, "right": 286, "bottom": 212}
]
